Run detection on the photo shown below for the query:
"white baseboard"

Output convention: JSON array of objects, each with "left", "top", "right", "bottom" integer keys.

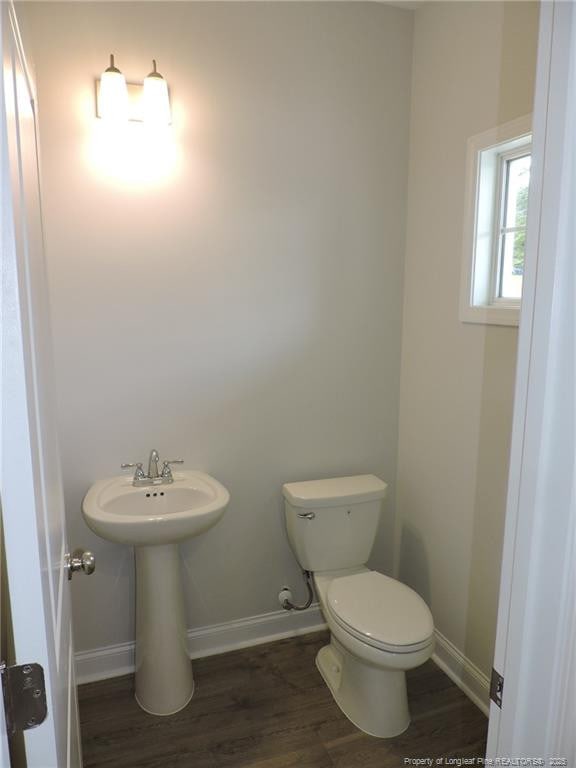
[
  {"left": 75, "top": 604, "right": 327, "bottom": 685},
  {"left": 75, "top": 639, "right": 136, "bottom": 685},
  {"left": 432, "top": 629, "right": 490, "bottom": 716},
  {"left": 76, "top": 607, "right": 491, "bottom": 719}
]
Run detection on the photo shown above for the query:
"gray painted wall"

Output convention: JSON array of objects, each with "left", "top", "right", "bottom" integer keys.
[{"left": 21, "top": 2, "right": 413, "bottom": 654}]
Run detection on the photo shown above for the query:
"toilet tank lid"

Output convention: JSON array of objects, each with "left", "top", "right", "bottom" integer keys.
[{"left": 282, "top": 475, "right": 387, "bottom": 509}]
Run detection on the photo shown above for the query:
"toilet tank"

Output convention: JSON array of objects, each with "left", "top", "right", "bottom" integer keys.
[{"left": 282, "top": 475, "right": 387, "bottom": 572}]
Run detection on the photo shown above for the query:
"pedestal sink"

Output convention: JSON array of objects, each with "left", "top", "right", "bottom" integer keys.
[{"left": 82, "top": 470, "right": 229, "bottom": 715}]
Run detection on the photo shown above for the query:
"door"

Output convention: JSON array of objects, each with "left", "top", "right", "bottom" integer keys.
[{"left": 1, "top": 3, "right": 82, "bottom": 766}]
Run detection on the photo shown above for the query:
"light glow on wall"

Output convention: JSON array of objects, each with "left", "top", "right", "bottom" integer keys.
[
  {"left": 86, "top": 120, "right": 180, "bottom": 186},
  {"left": 82, "top": 89, "right": 183, "bottom": 187}
]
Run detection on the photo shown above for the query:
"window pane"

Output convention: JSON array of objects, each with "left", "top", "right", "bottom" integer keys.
[
  {"left": 505, "top": 154, "right": 531, "bottom": 231},
  {"left": 500, "top": 154, "right": 530, "bottom": 299},
  {"left": 500, "top": 232, "right": 523, "bottom": 299}
]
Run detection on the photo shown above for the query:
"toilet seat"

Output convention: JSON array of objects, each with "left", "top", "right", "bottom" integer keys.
[{"left": 326, "top": 571, "right": 434, "bottom": 654}]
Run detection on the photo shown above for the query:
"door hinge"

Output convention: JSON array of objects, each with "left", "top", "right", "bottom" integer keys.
[
  {"left": 490, "top": 667, "right": 504, "bottom": 708},
  {"left": 1, "top": 662, "right": 48, "bottom": 734}
]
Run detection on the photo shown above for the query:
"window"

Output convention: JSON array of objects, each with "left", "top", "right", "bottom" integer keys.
[
  {"left": 460, "top": 115, "right": 532, "bottom": 326},
  {"left": 497, "top": 149, "right": 531, "bottom": 301}
]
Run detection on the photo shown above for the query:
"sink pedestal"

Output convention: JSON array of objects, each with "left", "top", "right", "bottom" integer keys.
[
  {"left": 134, "top": 544, "right": 194, "bottom": 715},
  {"left": 82, "top": 470, "right": 230, "bottom": 715}
]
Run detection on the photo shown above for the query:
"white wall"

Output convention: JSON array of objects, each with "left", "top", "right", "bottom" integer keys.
[
  {"left": 396, "top": 1, "right": 539, "bottom": 679},
  {"left": 21, "top": 2, "right": 413, "bottom": 655}
]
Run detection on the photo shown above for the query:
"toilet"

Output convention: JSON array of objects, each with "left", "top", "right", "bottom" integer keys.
[{"left": 283, "top": 474, "right": 434, "bottom": 738}]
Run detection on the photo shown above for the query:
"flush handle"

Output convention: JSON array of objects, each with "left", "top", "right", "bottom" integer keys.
[
  {"left": 65, "top": 550, "right": 96, "bottom": 580},
  {"left": 297, "top": 512, "right": 315, "bottom": 520}
]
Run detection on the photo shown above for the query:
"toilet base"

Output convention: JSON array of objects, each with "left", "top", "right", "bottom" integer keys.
[{"left": 316, "top": 638, "right": 410, "bottom": 738}]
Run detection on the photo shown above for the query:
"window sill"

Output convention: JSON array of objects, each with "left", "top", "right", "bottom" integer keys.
[{"left": 460, "top": 303, "right": 520, "bottom": 327}]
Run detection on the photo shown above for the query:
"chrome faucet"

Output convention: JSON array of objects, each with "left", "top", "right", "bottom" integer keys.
[
  {"left": 148, "top": 449, "right": 160, "bottom": 480},
  {"left": 121, "top": 450, "right": 184, "bottom": 487}
]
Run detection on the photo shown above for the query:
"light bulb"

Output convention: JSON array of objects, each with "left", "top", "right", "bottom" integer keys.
[
  {"left": 99, "top": 54, "right": 128, "bottom": 122},
  {"left": 143, "top": 60, "right": 171, "bottom": 125}
]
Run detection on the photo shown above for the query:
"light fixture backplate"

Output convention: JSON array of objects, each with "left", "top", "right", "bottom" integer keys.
[{"left": 95, "top": 81, "right": 145, "bottom": 122}]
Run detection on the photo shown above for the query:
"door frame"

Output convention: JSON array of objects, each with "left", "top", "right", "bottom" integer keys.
[{"left": 487, "top": 0, "right": 576, "bottom": 757}]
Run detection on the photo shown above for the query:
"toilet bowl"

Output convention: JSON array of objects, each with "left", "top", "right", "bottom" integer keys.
[
  {"left": 313, "top": 568, "right": 434, "bottom": 737},
  {"left": 282, "top": 475, "right": 435, "bottom": 738}
]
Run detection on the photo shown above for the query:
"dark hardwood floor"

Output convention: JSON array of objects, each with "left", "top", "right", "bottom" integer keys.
[{"left": 78, "top": 631, "right": 488, "bottom": 768}]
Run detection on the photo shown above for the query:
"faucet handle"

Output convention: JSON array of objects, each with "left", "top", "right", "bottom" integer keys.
[
  {"left": 121, "top": 462, "right": 146, "bottom": 481},
  {"left": 160, "top": 459, "right": 184, "bottom": 480}
]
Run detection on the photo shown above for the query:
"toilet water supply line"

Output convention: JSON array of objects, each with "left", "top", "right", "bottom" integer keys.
[{"left": 279, "top": 570, "right": 314, "bottom": 611}]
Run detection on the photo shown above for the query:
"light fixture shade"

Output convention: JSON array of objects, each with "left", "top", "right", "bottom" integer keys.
[
  {"left": 143, "top": 60, "right": 171, "bottom": 125},
  {"left": 99, "top": 54, "right": 128, "bottom": 122}
]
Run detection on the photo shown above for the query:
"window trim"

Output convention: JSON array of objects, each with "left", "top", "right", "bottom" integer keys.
[{"left": 459, "top": 115, "right": 532, "bottom": 327}]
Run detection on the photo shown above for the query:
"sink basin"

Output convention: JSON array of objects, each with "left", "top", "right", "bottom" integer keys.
[
  {"left": 82, "top": 469, "right": 230, "bottom": 716},
  {"left": 82, "top": 471, "right": 229, "bottom": 546}
]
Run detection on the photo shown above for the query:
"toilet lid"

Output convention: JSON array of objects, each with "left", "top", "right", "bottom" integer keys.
[{"left": 327, "top": 571, "right": 434, "bottom": 653}]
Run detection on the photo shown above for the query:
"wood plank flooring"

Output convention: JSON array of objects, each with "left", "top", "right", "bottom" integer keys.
[{"left": 78, "top": 631, "right": 488, "bottom": 768}]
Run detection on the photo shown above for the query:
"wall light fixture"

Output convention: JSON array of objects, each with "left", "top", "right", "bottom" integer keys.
[{"left": 96, "top": 54, "right": 171, "bottom": 125}]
